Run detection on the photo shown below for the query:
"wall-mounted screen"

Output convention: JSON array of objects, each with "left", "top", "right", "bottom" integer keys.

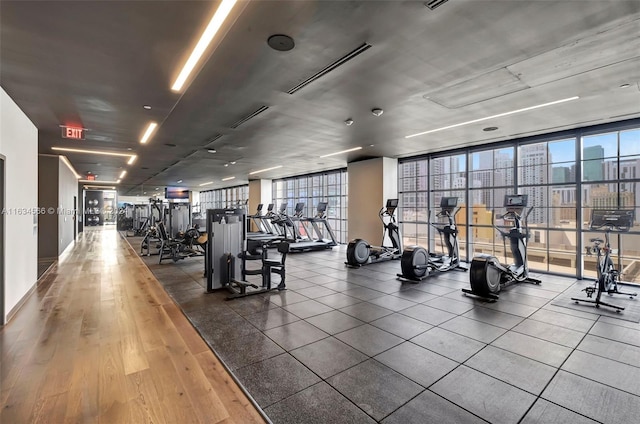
[{"left": 165, "top": 187, "right": 190, "bottom": 199}]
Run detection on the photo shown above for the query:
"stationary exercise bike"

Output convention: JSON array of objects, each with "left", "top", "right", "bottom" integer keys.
[
  {"left": 397, "top": 197, "right": 467, "bottom": 282},
  {"left": 571, "top": 209, "right": 636, "bottom": 312},
  {"left": 463, "top": 194, "right": 541, "bottom": 300},
  {"left": 346, "top": 199, "right": 402, "bottom": 267}
]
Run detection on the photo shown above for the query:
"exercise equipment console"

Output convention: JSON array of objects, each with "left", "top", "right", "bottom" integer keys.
[
  {"left": 397, "top": 197, "right": 467, "bottom": 281},
  {"left": 463, "top": 194, "right": 541, "bottom": 300}
]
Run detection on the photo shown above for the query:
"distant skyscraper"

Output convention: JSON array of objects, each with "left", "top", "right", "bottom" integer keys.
[
  {"left": 583, "top": 145, "right": 604, "bottom": 181},
  {"left": 552, "top": 166, "right": 571, "bottom": 184},
  {"left": 519, "top": 144, "right": 548, "bottom": 224}
]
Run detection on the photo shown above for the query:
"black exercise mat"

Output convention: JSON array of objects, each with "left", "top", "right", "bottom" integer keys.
[{"left": 551, "top": 280, "right": 640, "bottom": 323}]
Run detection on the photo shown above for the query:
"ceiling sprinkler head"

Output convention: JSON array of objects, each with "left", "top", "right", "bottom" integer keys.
[
  {"left": 371, "top": 108, "right": 383, "bottom": 117},
  {"left": 345, "top": 118, "right": 354, "bottom": 126}
]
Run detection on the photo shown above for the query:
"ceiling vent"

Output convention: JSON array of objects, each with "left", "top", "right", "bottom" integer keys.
[
  {"left": 286, "top": 42, "right": 372, "bottom": 94},
  {"left": 425, "top": 0, "right": 449, "bottom": 10},
  {"left": 230, "top": 106, "right": 270, "bottom": 129}
]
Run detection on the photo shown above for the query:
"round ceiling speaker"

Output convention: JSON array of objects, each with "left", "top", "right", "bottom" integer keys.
[{"left": 268, "top": 34, "right": 295, "bottom": 51}]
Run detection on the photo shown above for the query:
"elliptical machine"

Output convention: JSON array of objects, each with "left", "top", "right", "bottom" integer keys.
[
  {"left": 346, "top": 199, "right": 402, "bottom": 267},
  {"left": 571, "top": 209, "right": 636, "bottom": 312},
  {"left": 397, "top": 197, "right": 467, "bottom": 281},
  {"left": 462, "top": 194, "right": 541, "bottom": 300}
]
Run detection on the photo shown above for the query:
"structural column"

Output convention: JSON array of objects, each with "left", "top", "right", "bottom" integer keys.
[
  {"left": 347, "top": 157, "right": 398, "bottom": 243},
  {"left": 248, "top": 179, "right": 272, "bottom": 230}
]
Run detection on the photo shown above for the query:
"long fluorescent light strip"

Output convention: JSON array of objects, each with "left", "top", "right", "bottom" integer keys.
[
  {"left": 171, "top": 0, "right": 237, "bottom": 91},
  {"left": 320, "top": 146, "right": 363, "bottom": 158},
  {"left": 140, "top": 122, "right": 158, "bottom": 144},
  {"left": 52, "top": 147, "right": 133, "bottom": 157},
  {"left": 222, "top": 176, "right": 235, "bottom": 181},
  {"left": 249, "top": 165, "right": 282, "bottom": 175},
  {"left": 128, "top": 155, "right": 137, "bottom": 165},
  {"left": 405, "top": 96, "right": 580, "bottom": 139},
  {"left": 199, "top": 181, "right": 214, "bottom": 186},
  {"left": 84, "top": 185, "right": 116, "bottom": 190},
  {"left": 79, "top": 180, "right": 120, "bottom": 184},
  {"left": 59, "top": 155, "right": 81, "bottom": 179},
  {"left": 119, "top": 170, "right": 127, "bottom": 179}
]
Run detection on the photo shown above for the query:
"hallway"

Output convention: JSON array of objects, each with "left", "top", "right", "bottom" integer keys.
[{"left": 0, "top": 227, "right": 265, "bottom": 423}]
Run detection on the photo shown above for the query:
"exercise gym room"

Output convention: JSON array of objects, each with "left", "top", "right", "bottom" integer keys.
[{"left": 2, "top": 1, "right": 640, "bottom": 423}]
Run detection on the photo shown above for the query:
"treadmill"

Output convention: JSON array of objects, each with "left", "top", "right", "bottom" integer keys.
[{"left": 288, "top": 202, "right": 338, "bottom": 252}]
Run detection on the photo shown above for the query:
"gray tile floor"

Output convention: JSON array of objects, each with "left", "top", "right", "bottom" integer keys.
[{"left": 131, "top": 236, "right": 640, "bottom": 424}]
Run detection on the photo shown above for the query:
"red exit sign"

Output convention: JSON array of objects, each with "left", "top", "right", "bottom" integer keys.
[
  {"left": 62, "top": 126, "right": 85, "bottom": 140},
  {"left": 86, "top": 174, "right": 96, "bottom": 181}
]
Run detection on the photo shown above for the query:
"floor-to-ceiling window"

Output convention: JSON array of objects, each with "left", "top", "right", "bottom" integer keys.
[
  {"left": 272, "top": 169, "right": 348, "bottom": 243},
  {"left": 518, "top": 138, "right": 577, "bottom": 274},
  {"left": 199, "top": 185, "right": 249, "bottom": 211},
  {"left": 398, "top": 119, "right": 640, "bottom": 281},
  {"left": 469, "top": 147, "right": 514, "bottom": 260},
  {"left": 580, "top": 128, "right": 640, "bottom": 282}
]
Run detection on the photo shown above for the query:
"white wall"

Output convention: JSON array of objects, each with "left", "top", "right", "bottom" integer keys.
[
  {"left": 0, "top": 87, "right": 38, "bottom": 322},
  {"left": 58, "top": 157, "right": 77, "bottom": 254}
]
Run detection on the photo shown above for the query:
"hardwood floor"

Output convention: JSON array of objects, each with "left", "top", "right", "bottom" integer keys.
[{"left": 1, "top": 227, "right": 266, "bottom": 424}]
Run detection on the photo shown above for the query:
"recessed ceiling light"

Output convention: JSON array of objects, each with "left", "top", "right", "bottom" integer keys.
[
  {"left": 143, "top": 105, "right": 152, "bottom": 110},
  {"left": 405, "top": 96, "right": 579, "bottom": 139},
  {"left": 199, "top": 181, "right": 214, "bottom": 186},
  {"left": 249, "top": 165, "right": 283, "bottom": 175},
  {"left": 127, "top": 148, "right": 133, "bottom": 151},
  {"left": 224, "top": 164, "right": 229, "bottom": 167},
  {"left": 140, "top": 122, "right": 158, "bottom": 144},
  {"left": 177, "top": 180, "right": 183, "bottom": 184},
  {"left": 230, "top": 161, "right": 236, "bottom": 165},
  {"left": 155, "top": 187, "right": 159, "bottom": 190},
  {"left": 171, "top": 0, "right": 238, "bottom": 91},
  {"left": 222, "top": 176, "right": 235, "bottom": 181},
  {"left": 208, "top": 149, "right": 217, "bottom": 153},
  {"left": 483, "top": 126, "right": 499, "bottom": 132},
  {"left": 320, "top": 146, "right": 363, "bottom": 158}
]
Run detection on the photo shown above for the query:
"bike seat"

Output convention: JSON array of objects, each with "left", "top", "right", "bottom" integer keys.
[{"left": 590, "top": 238, "right": 604, "bottom": 244}]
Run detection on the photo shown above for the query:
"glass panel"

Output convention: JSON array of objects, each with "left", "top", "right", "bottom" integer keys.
[
  {"left": 620, "top": 232, "right": 640, "bottom": 283},
  {"left": 550, "top": 162, "right": 576, "bottom": 183},
  {"left": 548, "top": 229, "right": 577, "bottom": 274},
  {"left": 582, "top": 132, "right": 617, "bottom": 159},
  {"left": 582, "top": 159, "right": 606, "bottom": 182},
  {"left": 549, "top": 138, "right": 576, "bottom": 163},
  {"left": 618, "top": 155, "right": 640, "bottom": 180},
  {"left": 527, "top": 228, "right": 548, "bottom": 272},
  {"left": 620, "top": 129, "right": 640, "bottom": 157}
]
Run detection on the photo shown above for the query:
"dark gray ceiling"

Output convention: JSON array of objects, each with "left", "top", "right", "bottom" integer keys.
[{"left": 2, "top": 0, "right": 639, "bottom": 195}]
